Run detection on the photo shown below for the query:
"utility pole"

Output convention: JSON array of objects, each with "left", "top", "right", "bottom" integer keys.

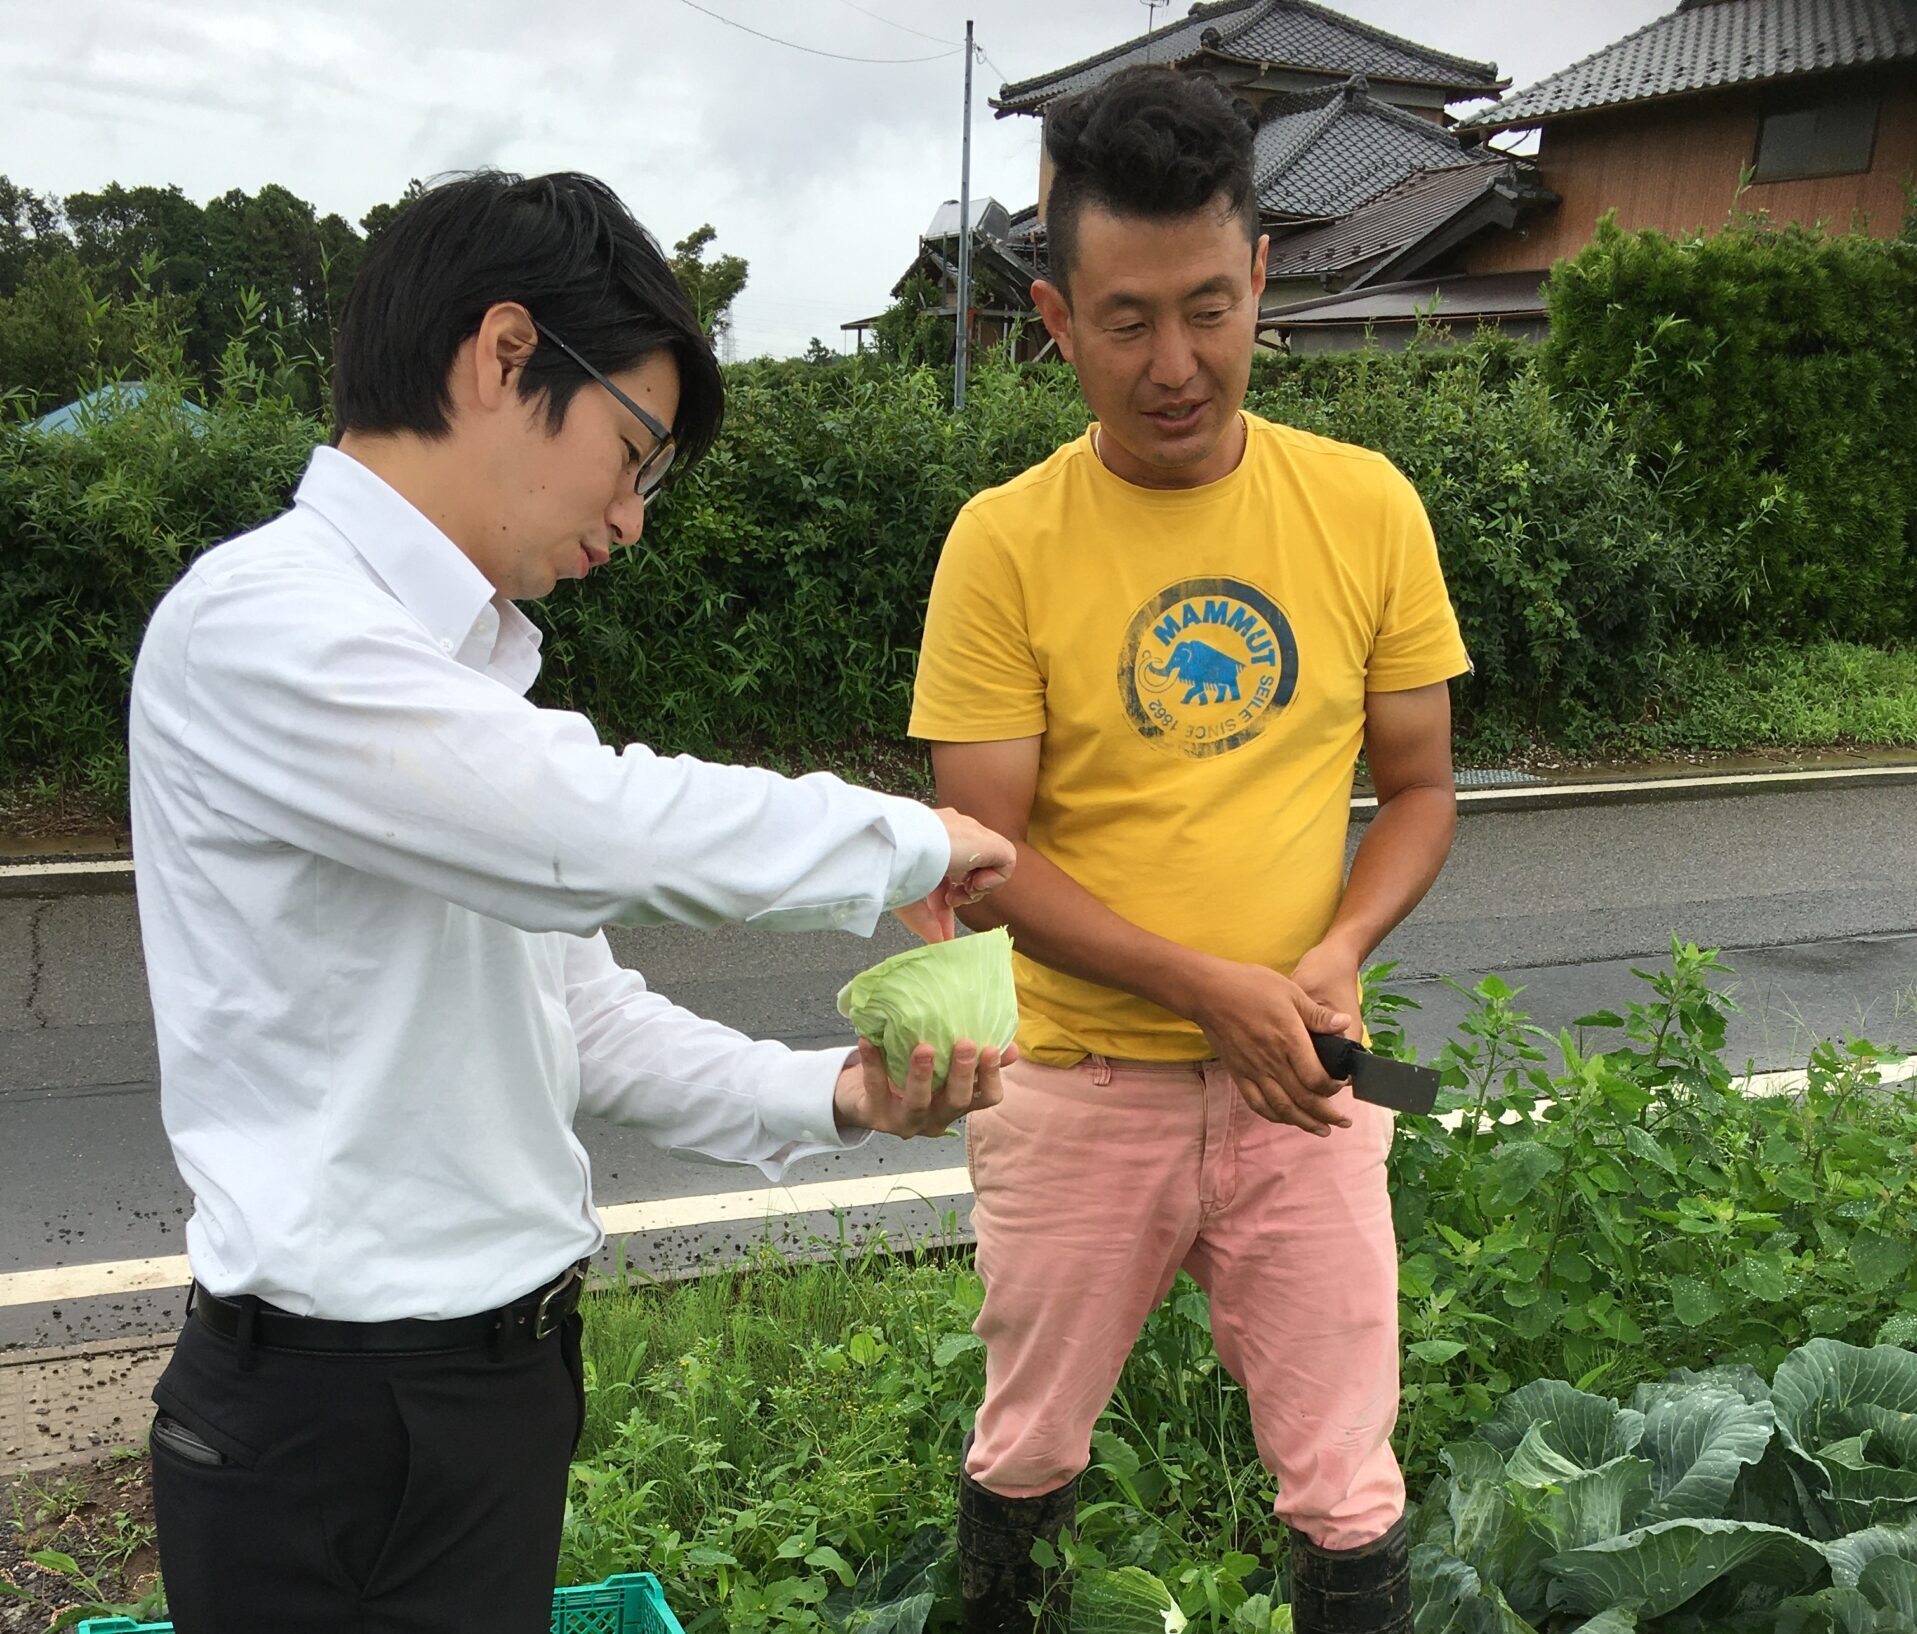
[{"left": 955, "top": 17, "right": 974, "bottom": 411}]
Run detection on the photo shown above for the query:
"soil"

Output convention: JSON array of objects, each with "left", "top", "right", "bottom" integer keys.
[{"left": 0, "top": 1449, "right": 162, "bottom": 1631}]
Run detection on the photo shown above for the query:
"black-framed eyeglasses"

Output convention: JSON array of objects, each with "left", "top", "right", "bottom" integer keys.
[{"left": 531, "top": 320, "right": 677, "bottom": 497}]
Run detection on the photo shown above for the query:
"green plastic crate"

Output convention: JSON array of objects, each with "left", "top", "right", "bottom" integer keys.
[{"left": 77, "top": 1570, "right": 684, "bottom": 1634}]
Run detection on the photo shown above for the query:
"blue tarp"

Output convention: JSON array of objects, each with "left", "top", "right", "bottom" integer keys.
[{"left": 27, "top": 381, "right": 206, "bottom": 434}]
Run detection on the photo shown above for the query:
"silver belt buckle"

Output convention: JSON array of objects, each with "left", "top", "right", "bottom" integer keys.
[{"left": 533, "top": 1263, "right": 583, "bottom": 1340}]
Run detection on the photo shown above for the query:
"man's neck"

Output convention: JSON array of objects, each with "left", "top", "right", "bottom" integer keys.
[
  {"left": 1093, "top": 412, "right": 1248, "bottom": 491},
  {"left": 335, "top": 434, "right": 496, "bottom": 587}
]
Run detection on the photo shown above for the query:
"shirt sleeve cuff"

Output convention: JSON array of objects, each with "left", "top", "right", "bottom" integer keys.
[
  {"left": 751, "top": 1047, "right": 874, "bottom": 1180},
  {"left": 876, "top": 795, "right": 951, "bottom": 912}
]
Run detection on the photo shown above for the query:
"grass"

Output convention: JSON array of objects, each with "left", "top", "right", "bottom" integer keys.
[
  {"left": 1627, "top": 639, "right": 1917, "bottom": 753},
  {"left": 1459, "top": 639, "right": 1917, "bottom": 765},
  {"left": 564, "top": 1239, "right": 1283, "bottom": 1632}
]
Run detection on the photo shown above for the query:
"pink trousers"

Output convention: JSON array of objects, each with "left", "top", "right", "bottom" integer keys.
[{"left": 963, "top": 1054, "right": 1404, "bottom": 1550}]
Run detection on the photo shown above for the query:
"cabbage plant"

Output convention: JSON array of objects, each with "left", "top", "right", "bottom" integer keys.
[
  {"left": 836, "top": 927, "right": 1019, "bottom": 1089},
  {"left": 1407, "top": 1340, "right": 1917, "bottom": 1630}
]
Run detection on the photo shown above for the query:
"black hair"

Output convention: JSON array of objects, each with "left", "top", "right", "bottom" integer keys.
[
  {"left": 1043, "top": 66, "right": 1261, "bottom": 297},
  {"left": 332, "top": 171, "right": 723, "bottom": 477}
]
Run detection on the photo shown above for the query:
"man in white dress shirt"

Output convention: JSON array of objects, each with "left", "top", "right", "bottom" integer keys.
[{"left": 128, "top": 170, "right": 1016, "bottom": 1634}]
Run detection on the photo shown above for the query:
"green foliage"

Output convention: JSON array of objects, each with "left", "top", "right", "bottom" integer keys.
[
  {"left": 0, "top": 297, "right": 322, "bottom": 805},
  {"left": 672, "top": 224, "right": 750, "bottom": 342},
  {"left": 1387, "top": 941, "right": 1917, "bottom": 1477},
  {"left": 1542, "top": 214, "right": 1917, "bottom": 644},
  {"left": 0, "top": 173, "right": 66, "bottom": 297},
  {"left": 1245, "top": 340, "right": 1724, "bottom": 739},
  {"left": 8, "top": 271, "right": 1917, "bottom": 811},
  {"left": 872, "top": 275, "right": 952, "bottom": 369},
  {"left": 0, "top": 254, "right": 153, "bottom": 403},
  {"left": 555, "top": 951, "right": 1917, "bottom": 1631},
  {"left": 0, "top": 178, "right": 363, "bottom": 410},
  {"left": 359, "top": 177, "right": 426, "bottom": 245},
  {"left": 527, "top": 358, "right": 1086, "bottom": 758},
  {"left": 1409, "top": 1341, "right": 1917, "bottom": 1629}
]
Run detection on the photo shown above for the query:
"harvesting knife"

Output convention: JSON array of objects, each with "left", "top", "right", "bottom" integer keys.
[{"left": 1310, "top": 1032, "right": 1441, "bottom": 1115}]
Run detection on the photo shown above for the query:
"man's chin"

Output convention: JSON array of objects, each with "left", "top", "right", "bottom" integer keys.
[{"left": 1128, "top": 419, "right": 1223, "bottom": 469}]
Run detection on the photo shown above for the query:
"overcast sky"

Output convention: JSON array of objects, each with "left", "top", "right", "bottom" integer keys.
[{"left": 1, "top": 0, "right": 1671, "bottom": 359}]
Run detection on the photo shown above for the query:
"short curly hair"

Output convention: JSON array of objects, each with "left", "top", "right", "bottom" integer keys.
[{"left": 1043, "top": 66, "right": 1261, "bottom": 298}]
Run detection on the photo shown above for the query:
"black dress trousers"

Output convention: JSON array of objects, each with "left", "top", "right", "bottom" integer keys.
[{"left": 148, "top": 1308, "right": 585, "bottom": 1633}]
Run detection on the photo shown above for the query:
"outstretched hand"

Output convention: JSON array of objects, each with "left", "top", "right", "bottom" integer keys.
[
  {"left": 832, "top": 1037, "right": 1015, "bottom": 1137},
  {"left": 894, "top": 808, "right": 1016, "bottom": 943}
]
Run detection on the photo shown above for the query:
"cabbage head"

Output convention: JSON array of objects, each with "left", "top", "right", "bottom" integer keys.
[{"left": 835, "top": 927, "right": 1019, "bottom": 1088}]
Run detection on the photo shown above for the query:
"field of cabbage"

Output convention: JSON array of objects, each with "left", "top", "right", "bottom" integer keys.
[{"left": 556, "top": 944, "right": 1917, "bottom": 1632}]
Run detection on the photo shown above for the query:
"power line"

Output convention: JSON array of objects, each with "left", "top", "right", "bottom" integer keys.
[
  {"left": 673, "top": 0, "right": 961, "bottom": 63},
  {"left": 978, "top": 46, "right": 1013, "bottom": 85},
  {"left": 832, "top": 0, "right": 960, "bottom": 47}
]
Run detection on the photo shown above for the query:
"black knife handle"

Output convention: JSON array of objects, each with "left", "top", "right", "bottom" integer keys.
[{"left": 1310, "top": 1030, "right": 1358, "bottom": 1079}]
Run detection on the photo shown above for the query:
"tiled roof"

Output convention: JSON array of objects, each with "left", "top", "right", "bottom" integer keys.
[
  {"left": 1253, "top": 77, "right": 1503, "bottom": 219},
  {"left": 1263, "top": 161, "right": 1525, "bottom": 278},
  {"left": 1261, "top": 269, "right": 1549, "bottom": 327},
  {"left": 994, "top": 0, "right": 1503, "bottom": 115},
  {"left": 1225, "top": 3, "right": 1502, "bottom": 89},
  {"left": 1464, "top": 0, "right": 1917, "bottom": 130}
]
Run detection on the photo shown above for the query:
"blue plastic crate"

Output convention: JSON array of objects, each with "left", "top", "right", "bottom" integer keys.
[{"left": 77, "top": 1570, "right": 684, "bottom": 1634}]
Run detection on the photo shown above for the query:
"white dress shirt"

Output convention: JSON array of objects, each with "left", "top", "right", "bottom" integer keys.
[{"left": 128, "top": 446, "right": 950, "bottom": 1321}]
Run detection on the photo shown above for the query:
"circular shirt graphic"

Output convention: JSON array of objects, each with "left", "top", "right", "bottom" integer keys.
[{"left": 1117, "top": 577, "right": 1299, "bottom": 758}]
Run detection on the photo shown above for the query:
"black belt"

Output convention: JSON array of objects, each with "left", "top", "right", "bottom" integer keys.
[{"left": 190, "top": 1261, "right": 588, "bottom": 1356}]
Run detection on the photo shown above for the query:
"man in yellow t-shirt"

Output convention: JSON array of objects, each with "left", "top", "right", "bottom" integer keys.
[{"left": 912, "top": 67, "right": 1469, "bottom": 1634}]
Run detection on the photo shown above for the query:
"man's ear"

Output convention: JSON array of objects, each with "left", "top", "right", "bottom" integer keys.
[
  {"left": 1251, "top": 233, "right": 1269, "bottom": 303},
  {"left": 1030, "top": 279, "right": 1075, "bottom": 364},
  {"left": 470, "top": 302, "right": 540, "bottom": 412}
]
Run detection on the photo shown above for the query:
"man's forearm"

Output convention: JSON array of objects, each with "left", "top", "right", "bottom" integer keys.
[
  {"left": 1315, "top": 784, "right": 1456, "bottom": 964},
  {"left": 955, "top": 843, "right": 1219, "bottom": 1021}
]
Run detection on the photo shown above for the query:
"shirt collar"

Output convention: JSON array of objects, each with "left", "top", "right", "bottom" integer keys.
[{"left": 294, "top": 445, "right": 543, "bottom": 692}]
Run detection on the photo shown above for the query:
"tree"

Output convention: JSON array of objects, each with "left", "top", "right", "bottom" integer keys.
[
  {"left": 669, "top": 225, "right": 749, "bottom": 343},
  {"left": 0, "top": 253, "right": 149, "bottom": 405},
  {"left": 199, "top": 184, "right": 344, "bottom": 404},
  {"left": 0, "top": 176, "right": 69, "bottom": 299},
  {"left": 360, "top": 178, "right": 426, "bottom": 245},
  {"left": 61, "top": 183, "right": 211, "bottom": 363},
  {"left": 803, "top": 336, "right": 836, "bottom": 365},
  {"left": 872, "top": 274, "right": 950, "bottom": 369}
]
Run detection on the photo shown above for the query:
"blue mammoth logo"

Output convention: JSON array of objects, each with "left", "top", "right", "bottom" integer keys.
[{"left": 1143, "top": 639, "right": 1244, "bottom": 704}]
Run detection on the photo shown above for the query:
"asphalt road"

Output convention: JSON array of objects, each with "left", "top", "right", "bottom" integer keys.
[{"left": 3, "top": 780, "right": 1913, "bottom": 1350}]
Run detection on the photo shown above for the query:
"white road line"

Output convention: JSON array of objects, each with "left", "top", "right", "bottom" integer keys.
[
  {"left": 1427, "top": 1057, "right": 1917, "bottom": 1132},
  {"left": 14, "top": 1059, "right": 1917, "bottom": 1312},
  {"left": 0, "top": 858, "right": 135, "bottom": 881},
  {"left": 0, "top": 1165, "right": 976, "bottom": 1311},
  {"left": 1355, "top": 763, "right": 1917, "bottom": 811},
  {"left": 5, "top": 764, "right": 1912, "bottom": 885},
  {"left": 0, "top": 1253, "right": 194, "bottom": 1308},
  {"left": 595, "top": 1164, "right": 972, "bottom": 1235}
]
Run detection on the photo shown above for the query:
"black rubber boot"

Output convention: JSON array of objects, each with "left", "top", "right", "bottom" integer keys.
[
  {"left": 1288, "top": 1516, "right": 1413, "bottom": 1634},
  {"left": 956, "top": 1436, "right": 1077, "bottom": 1632}
]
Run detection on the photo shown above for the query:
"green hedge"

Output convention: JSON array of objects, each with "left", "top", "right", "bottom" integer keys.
[
  {"left": 1543, "top": 212, "right": 1917, "bottom": 643},
  {"left": 7, "top": 206, "right": 1913, "bottom": 808},
  {"left": 0, "top": 348, "right": 1717, "bottom": 803}
]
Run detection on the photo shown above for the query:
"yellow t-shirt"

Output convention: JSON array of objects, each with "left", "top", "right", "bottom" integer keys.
[{"left": 909, "top": 412, "right": 1470, "bottom": 1066}]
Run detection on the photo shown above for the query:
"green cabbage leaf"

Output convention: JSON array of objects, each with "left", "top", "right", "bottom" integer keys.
[{"left": 836, "top": 927, "right": 1019, "bottom": 1088}]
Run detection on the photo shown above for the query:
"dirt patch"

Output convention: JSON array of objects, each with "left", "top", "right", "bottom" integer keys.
[{"left": 1, "top": 1449, "right": 162, "bottom": 1631}]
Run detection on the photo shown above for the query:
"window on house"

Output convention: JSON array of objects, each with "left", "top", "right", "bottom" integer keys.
[{"left": 1753, "top": 95, "right": 1880, "bottom": 181}]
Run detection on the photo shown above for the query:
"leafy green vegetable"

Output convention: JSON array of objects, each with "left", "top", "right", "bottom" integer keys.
[
  {"left": 1068, "top": 1566, "right": 1187, "bottom": 1633},
  {"left": 836, "top": 927, "right": 1018, "bottom": 1088}
]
